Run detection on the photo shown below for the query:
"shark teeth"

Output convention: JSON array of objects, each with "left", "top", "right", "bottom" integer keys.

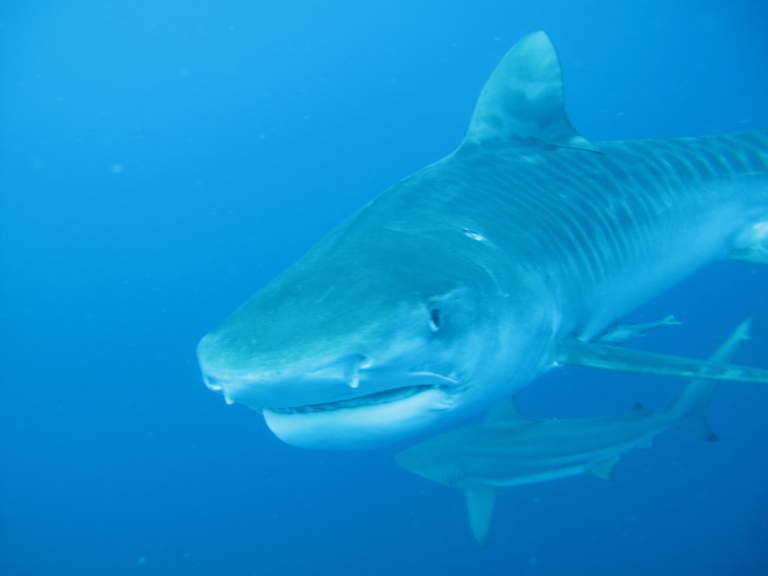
[{"left": 267, "top": 385, "right": 437, "bottom": 415}]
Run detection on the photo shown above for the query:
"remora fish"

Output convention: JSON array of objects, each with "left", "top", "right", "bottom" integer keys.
[
  {"left": 197, "top": 31, "right": 768, "bottom": 449},
  {"left": 396, "top": 319, "right": 752, "bottom": 545},
  {"left": 597, "top": 314, "right": 681, "bottom": 344}
]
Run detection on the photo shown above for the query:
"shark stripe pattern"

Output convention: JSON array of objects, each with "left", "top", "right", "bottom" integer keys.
[
  {"left": 197, "top": 31, "right": 767, "bottom": 449},
  {"left": 420, "top": 131, "right": 767, "bottom": 340}
]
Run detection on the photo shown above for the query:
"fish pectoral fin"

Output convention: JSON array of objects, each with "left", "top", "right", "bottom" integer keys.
[
  {"left": 679, "top": 415, "right": 720, "bottom": 442},
  {"left": 465, "top": 486, "right": 497, "bottom": 546},
  {"left": 629, "top": 402, "right": 653, "bottom": 419},
  {"left": 589, "top": 458, "right": 619, "bottom": 481},
  {"left": 556, "top": 338, "right": 768, "bottom": 384}
]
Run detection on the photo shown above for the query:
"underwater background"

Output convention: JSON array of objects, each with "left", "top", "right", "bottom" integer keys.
[{"left": 1, "top": 1, "right": 767, "bottom": 574}]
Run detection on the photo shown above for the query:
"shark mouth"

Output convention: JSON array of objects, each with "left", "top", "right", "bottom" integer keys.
[
  {"left": 260, "top": 373, "right": 461, "bottom": 449},
  {"left": 266, "top": 384, "right": 438, "bottom": 415}
]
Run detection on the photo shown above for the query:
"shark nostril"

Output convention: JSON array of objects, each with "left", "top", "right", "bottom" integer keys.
[
  {"left": 202, "top": 373, "right": 224, "bottom": 391},
  {"left": 349, "top": 369, "right": 361, "bottom": 389},
  {"left": 430, "top": 308, "right": 441, "bottom": 332}
]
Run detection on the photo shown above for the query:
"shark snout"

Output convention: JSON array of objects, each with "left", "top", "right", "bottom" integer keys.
[
  {"left": 200, "top": 333, "right": 459, "bottom": 405},
  {"left": 198, "top": 349, "right": 377, "bottom": 407},
  {"left": 197, "top": 329, "right": 473, "bottom": 448}
]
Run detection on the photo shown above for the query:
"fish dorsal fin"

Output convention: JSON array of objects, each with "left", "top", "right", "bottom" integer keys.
[
  {"left": 630, "top": 402, "right": 652, "bottom": 416},
  {"left": 464, "top": 31, "right": 598, "bottom": 152},
  {"left": 484, "top": 396, "right": 524, "bottom": 424},
  {"left": 465, "top": 486, "right": 497, "bottom": 545}
]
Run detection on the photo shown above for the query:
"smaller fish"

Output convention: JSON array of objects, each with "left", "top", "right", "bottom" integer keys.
[
  {"left": 396, "top": 319, "right": 751, "bottom": 545},
  {"left": 596, "top": 314, "right": 681, "bottom": 344}
]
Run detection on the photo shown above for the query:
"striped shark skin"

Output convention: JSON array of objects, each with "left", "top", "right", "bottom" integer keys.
[
  {"left": 197, "top": 31, "right": 768, "bottom": 449},
  {"left": 396, "top": 319, "right": 752, "bottom": 545}
]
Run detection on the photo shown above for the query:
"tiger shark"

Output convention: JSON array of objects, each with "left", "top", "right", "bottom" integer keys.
[
  {"left": 395, "top": 318, "right": 751, "bottom": 545},
  {"left": 197, "top": 31, "right": 768, "bottom": 449}
]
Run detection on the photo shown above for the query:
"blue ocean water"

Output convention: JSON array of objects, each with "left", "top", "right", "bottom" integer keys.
[{"left": 1, "top": 1, "right": 767, "bottom": 574}]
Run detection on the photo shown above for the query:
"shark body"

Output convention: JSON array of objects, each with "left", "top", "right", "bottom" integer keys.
[
  {"left": 396, "top": 319, "right": 752, "bottom": 544},
  {"left": 197, "top": 32, "right": 768, "bottom": 449}
]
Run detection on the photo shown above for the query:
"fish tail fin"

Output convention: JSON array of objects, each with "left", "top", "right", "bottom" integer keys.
[
  {"left": 678, "top": 414, "right": 720, "bottom": 442},
  {"left": 666, "top": 318, "right": 751, "bottom": 436}
]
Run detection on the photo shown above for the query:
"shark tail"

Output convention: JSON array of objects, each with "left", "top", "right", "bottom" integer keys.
[{"left": 665, "top": 318, "right": 752, "bottom": 439}]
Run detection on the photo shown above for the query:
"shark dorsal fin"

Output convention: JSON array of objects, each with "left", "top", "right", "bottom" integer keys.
[
  {"left": 464, "top": 31, "right": 598, "bottom": 152},
  {"left": 484, "top": 396, "right": 524, "bottom": 424}
]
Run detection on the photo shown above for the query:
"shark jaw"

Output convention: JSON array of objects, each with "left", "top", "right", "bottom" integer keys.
[
  {"left": 263, "top": 375, "right": 459, "bottom": 450},
  {"left": 201, "top": 361, "right": 468, "bottom": 449}
]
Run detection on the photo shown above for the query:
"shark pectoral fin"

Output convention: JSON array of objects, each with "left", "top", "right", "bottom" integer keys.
[
  {"left": 465, "top": 486, "right": 497, "bottom": 545},
  {"left": 729, "top": 247, "right": 768, "bottom": 264},
  {"left": 590, "top": 458, "right": 619, "bottom": 481},
  {"left": 730, "top": 221, "right": 768, "bottom": 264},
  {"left": 557, "top": 338, "right": 768, "bottom": 384},
  {"left": 679, "top": 415, "right": 720, "bottom": 442},
  {"left": 464, "top": 31, "right": 599, "bottom": 152}
]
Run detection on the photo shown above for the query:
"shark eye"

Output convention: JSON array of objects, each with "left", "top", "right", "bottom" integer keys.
[{"left": 429, "top": 308, "right": 441, "bottom": 332}]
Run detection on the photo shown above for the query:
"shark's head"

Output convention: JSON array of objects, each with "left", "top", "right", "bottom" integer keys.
[{"left": 198, "top": 217, "right": 554, "bottom": 449}]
